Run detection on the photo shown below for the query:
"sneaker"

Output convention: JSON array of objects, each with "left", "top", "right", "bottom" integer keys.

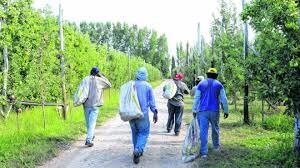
[
  {"left": 85, "top": 141, "right": 94, "bottom": 147},
  {"left": 201, "top": 155, "right": 207, "bottom": 159},
  {"left": 133, "top": 152, "right": 140, "bottom": 164},
  {"left": 175, "top": 132, "right": 179, "bottom": 136}
]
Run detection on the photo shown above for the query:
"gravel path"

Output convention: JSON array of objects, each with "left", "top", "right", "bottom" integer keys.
[{"left": 40, "top": 82, "right": 197, "bottom": 168}]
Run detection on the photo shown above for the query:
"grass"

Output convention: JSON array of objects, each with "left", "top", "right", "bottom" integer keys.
[
  {"left": 183, "top": 96, "right": 299, "bottom": 168},
  {"left": 0, "top": 80, "right": 162, "bottom": 168}
]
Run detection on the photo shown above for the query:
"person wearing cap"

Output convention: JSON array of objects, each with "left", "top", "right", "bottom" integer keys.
[
  {"left": 192, "top": 68, "right": 229, "bottom": 158},
  {"left": 130, "top": 67, "right": 158, "bottom": 164},
  {"left": 83, "top": 66, "right": 112, "bottom": 147},
  {"left": 190, "top": 75, "right": 205, "bottom": 97},
  {"left": 165, "top": 73, "right": 190, "bottom": 136}
]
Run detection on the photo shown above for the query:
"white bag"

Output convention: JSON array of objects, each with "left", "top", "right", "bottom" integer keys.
[
  {"left": 119, "top": 81, "right": 143, "bottom": 121},
  {"left": 163, "top": 80, "right": 177, "bottom": 99},
  {"left": 182, "top": 118, "right": 200, "bottom": 163},
  {"left": 73, "top": 76, "right": 90, "bottom": 107}
]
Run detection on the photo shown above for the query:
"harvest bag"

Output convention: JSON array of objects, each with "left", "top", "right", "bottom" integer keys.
[
  {"left": 74, "top": 76, "right": 90, "bottom": 107},
  {"left": 182, "top": 118, "right": 200, "bottom": 163},
  {"left": 119, "top": 81, "right": 143, "bottom": 121},
  {"left": 163, "top": 80, "right": 177, "bottom": 99}
]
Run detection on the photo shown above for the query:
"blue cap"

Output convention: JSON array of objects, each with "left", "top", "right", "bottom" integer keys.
[{"left": 91, "top": 66, "right": 99, "bottom": 75}]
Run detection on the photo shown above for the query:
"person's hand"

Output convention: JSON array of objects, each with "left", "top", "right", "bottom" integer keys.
[
  {"left": 224, "top": 113, "right": 229, "bottom": 119},
  {"left": 153, "top": 113, "right": 158, "bottom": 123},
  {"left": 193, "top": 113, "right": 197, "bottom": 118}
]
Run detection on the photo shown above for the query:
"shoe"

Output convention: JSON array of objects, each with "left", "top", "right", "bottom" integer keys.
[
  {"left": 175, "top": 132, "right": 179, "bottom": 136},
  {"left": 201, "top": 155, "right": 207, "bottom": 159},
  {"left": 167, "top": 129, "right": 171, "bottom": 133},
  {"left": 85, "top": 141, "right": 94, "bottom": 147},
  {"left": 133, "top": 152, "right": 140, "bottom": 164}
]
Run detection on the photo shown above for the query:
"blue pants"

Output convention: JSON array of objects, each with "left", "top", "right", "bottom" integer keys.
[
  {"left": 84, "top": 106, "right": 99, "bottom": 142},
  {"left": 197, "top": 111, "right": 220, "bottom": 155},
  {"left": 129, "top": 113, "right": 150, "bottom": 154}
]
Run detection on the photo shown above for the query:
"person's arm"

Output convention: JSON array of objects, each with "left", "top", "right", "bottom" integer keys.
[
  {"left": 192, "top": 89, "right": 201, "bottom": 114},
  {"left": 147, "top": 86, "right": 158, "bottom": 123},
  {"left": 219, "top": 88, "right": 229, "bottom": 116},
  {"left": 98, "top": 75, "right": 112, "bottom": 89},
  {"left": 147, "top": 86, "right": 157, "bottom": 113},
  {"left": 183, "top": 83, "right": 190, "bottom": 95},
  {"left": 190, "top": 87, "right": 196, "bottom": 97}
]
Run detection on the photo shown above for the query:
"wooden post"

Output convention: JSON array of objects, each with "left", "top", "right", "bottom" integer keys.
[
  {"left": 1, "top": 3, "right": 9, "bottom": 118},
  {"left": 59, "top": 4, "right": 67, "bottom": 120},
  {"left": 262, "top": 99, "right": 265, "bottom": 124},
  {"left": 242, "top": 0, "right": 250, "bottom": 124}
]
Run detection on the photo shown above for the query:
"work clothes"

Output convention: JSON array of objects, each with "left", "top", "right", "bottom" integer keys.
[
  {"left": 166, "top": 102, "right": 184, "bottom": 133},
  {"left": 129, "top": 67, "right": 157, "bottom": 154},
  {"left": 83, "top": 75, "right": 111, "bottom": 143},
  {"left": 192, "top": 78, "right": 228, "bottom": 156},
  {"left": 84, "top": 75, "right": 112, "bottom": 107},
  {"left": 166, "top": 79, "right": 189, "bottom": 133}
]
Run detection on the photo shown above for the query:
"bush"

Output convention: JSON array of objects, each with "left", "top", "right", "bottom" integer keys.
[{"left": 263, "top": 114, "right": 294, "bottom": 132}]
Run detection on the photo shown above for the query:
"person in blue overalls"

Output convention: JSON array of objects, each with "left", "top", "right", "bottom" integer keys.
[
  {"left": 130, "top": 67, "right": 158, "bottom": 164},
  {"left": 192, "top": 68, "right": 229, "bottom": 158}
]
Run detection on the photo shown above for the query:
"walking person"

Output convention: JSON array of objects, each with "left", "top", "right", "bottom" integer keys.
[
  {"left": 83, "top": 67, "right": 112, "bottom": 147},
  {"left": 129, "top": 67, "right": 158, "bottom": 164},
  {"left": 165, "top": 73, "right": 190, "bottom": 136},
  {"left": 190, "top": 75, "right": 204, "bottom": 97},
  {"left": 192, "top": 68, "right": 229, "bottom": 158}
]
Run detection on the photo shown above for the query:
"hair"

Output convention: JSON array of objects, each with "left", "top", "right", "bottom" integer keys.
[{"left": 207, "top": 73, "right": 218, "bottom": 79}]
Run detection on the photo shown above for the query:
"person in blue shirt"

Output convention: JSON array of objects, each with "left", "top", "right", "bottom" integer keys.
[
  {"left": 130, "top": 67, "right": 158, "bottom": 164},
  {"left": 192, "top": 68, "right": 229, "bottom": 158}
]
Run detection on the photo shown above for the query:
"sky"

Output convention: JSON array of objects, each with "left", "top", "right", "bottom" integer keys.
[{"left": 33, "top": 0, "right": 243, "bottom": 55}]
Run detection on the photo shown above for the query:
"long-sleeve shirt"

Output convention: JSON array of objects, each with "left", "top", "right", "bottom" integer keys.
[
  {"left": 84, "top": 75, "right": 112, "bottom": 107},
  {"left": 167, "top": 79, "right": 190, "bottom": 107},
  {"left": 192, "top": 79, "right": 229, "bottom": 113},
  {"left": 134, "top": 80, "right": 157, "bottom": 114}
]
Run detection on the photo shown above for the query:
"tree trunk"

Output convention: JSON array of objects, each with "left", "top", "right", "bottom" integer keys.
[{"left": 261, "top": 100, "right": 265, "bottom": 124}]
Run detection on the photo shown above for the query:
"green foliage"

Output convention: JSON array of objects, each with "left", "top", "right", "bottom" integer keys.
[
  {"left": 0, "top": 1, "right": 161, "bottom": 104},
  {"left": 210, "top": 0, "right": 244, "bottom": 101},
  {"left": 79, "top": 22, "right": 170, "bottom": 77},
  {"left": 0, "top": 89, "right": 119, "bottom": 167},
  {"left": 263, "top": 114, "right": 294, "bottom": 132},
  {"left": 242, "top": 0, "right": 300, "bottom": 115}
]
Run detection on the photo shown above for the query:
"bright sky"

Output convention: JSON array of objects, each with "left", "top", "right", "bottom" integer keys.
[{"left": 33, "top": 0, "right": 243, "bottom": 55}]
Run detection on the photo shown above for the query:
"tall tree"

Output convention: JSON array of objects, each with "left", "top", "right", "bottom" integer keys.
[{"left": 242, "top": 0, "right": 300, "bottom": 153}]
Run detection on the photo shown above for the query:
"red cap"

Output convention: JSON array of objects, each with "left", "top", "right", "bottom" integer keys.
[{"left": 175, "top": 73, "right": 184, "bottom": 80}]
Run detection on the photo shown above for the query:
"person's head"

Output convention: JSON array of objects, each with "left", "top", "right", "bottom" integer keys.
[
  {"left": 195, "top": 75, "right": 204, "bottom": 84},
  {"left": 90, "top": 66, "right": 100, "bottom": 76},
  {"left": 206, "top": 68, "right": 218, "bottom": 79},
  {"left": 135, "top": 67, "right": 148, "bottom": 81},
  {"left": 174, "top": 73, "right": 184, "bottom": 81}
]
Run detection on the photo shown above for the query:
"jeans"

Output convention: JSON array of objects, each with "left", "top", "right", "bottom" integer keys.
[
  {"left": 197, "top": 111, "right": 220, "bottom": 155},
  {"left": 167, "top": 103, "right": 184, "bottom": 133},
  {"left": 129, "top": 113, "right": 150, "bottom": 154},
  {"left": 84, "top": 106, "right": 99, "bottom": 142}
]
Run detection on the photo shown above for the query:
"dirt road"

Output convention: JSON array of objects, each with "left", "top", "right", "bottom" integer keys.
[{"left": 40, "top": 83, "right": 197, "bottom": 168}]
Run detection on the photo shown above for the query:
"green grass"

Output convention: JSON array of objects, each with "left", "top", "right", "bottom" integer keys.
[
  {"left": 183, "top": 96, "right": 299, "bottom": 167},
  {"left": 0, "top": 80, "right": 162, "bottom": 168}
]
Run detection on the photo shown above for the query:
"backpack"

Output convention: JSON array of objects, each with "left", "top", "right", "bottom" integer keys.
[
  {"left": 73, "top": 76, "right": 90, "bottom": 107},
  {"left": 162, "top": 80, "right": 177, "bottom": 99},
  {"left": 119, "top": 81, "right": 143, "bottom": 121}
]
